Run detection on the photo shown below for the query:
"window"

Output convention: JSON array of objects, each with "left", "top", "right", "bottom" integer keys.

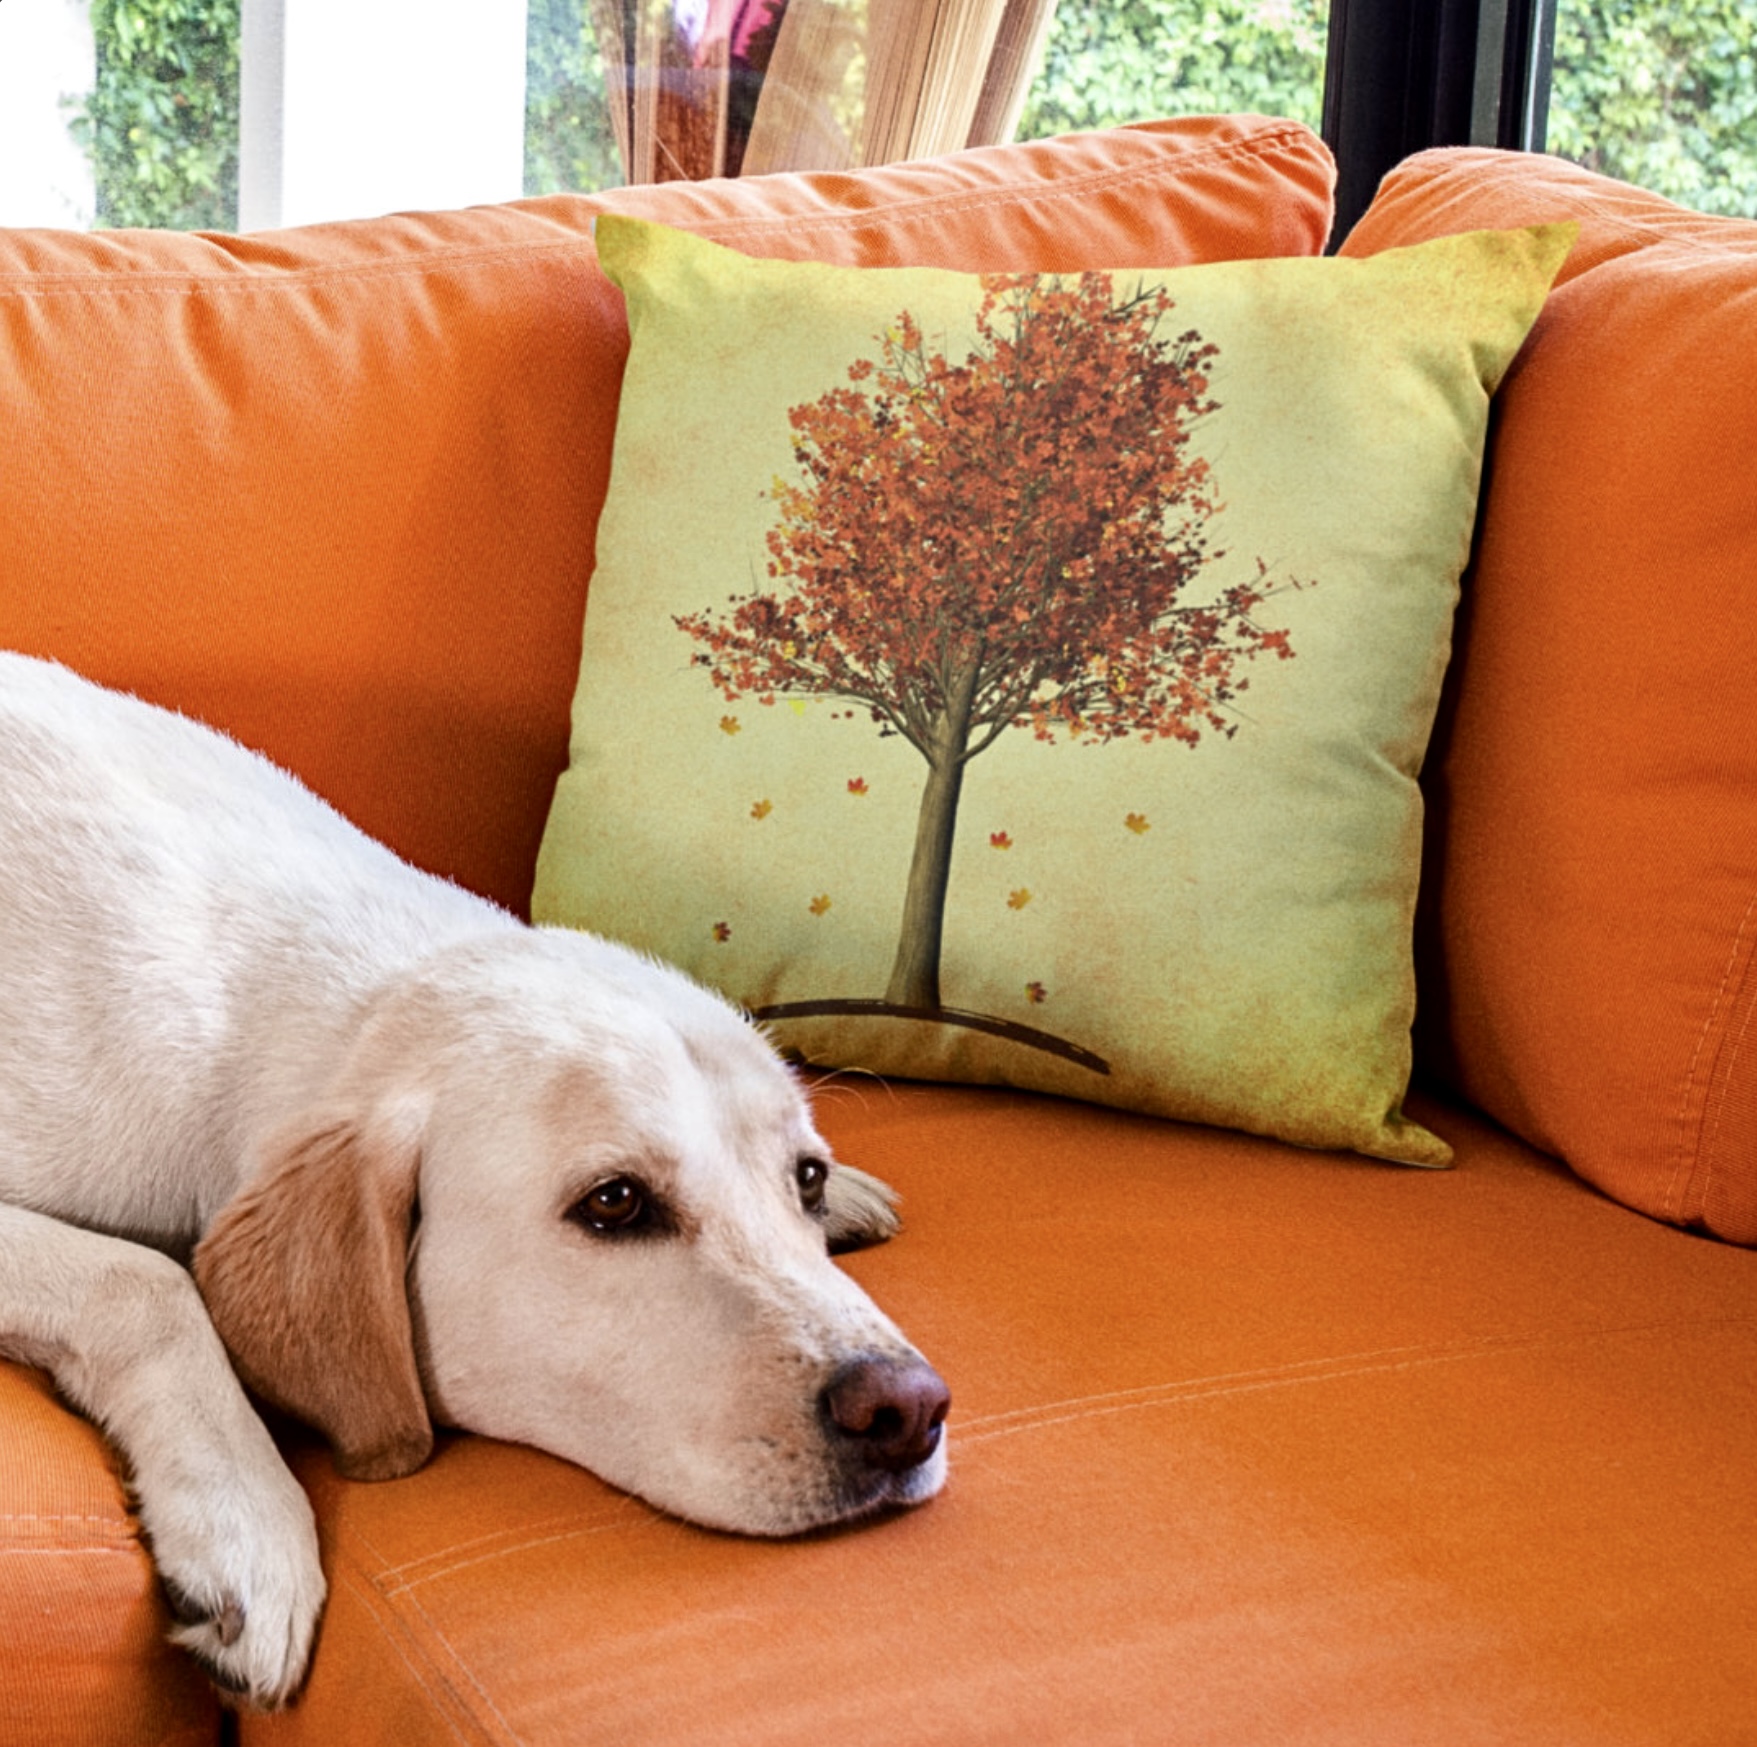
[
  {"left": 1547, "top": 0, "right": 1757, "bottom": 218},
  {"left": 1015, "top": 0, "right": 1329, "bottom": 139},
  {"left": 526, "top": 0, "right": 620, "bottom": 198},
  {"left": 0, "top": 0, "right": 1751, "bottom": 234},
  {"left": 1322, "top": 0, "right": 1754, "bottom": 231},
  {"left": 1, "top": 0, "right": 101, "bottom": 227}
]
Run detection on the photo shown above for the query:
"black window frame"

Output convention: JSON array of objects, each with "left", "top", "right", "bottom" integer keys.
[{"left": 1321, "top": 0, "right": 1559, "bottom": 243}]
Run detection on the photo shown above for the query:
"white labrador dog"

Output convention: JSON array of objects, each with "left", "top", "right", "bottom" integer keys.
[{"left": 0, "top": 652, "right": 948, "bottom": 1708}]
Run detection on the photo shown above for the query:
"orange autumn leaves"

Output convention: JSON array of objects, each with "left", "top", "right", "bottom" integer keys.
[
  {"left": 675, "top": 272, "right": 1300, "bottom": 760},
  {"left": 679, "top": 268, "right": 1306, "bottom": 1018}
]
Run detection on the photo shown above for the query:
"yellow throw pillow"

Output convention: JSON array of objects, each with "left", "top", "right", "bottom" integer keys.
[{"left": 534, "top": 216, "right": 1573, "bottom": 1167}]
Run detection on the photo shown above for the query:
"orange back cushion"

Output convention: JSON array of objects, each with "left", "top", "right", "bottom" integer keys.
[
  {"left": 0, "top": 115, "right": 1332, "bottom": 917},
  {"left": 1344, "top": 149, "right": 1757, "bottom": 1245}
]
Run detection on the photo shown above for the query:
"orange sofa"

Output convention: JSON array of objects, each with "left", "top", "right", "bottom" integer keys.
[{"left": 3, "top": 115, "right": 1755, "bottom": 1745}]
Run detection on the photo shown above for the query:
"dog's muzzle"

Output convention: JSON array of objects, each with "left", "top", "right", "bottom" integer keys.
[{"left": 820, "top": 1354, "right": 950, "bottom": 1477}]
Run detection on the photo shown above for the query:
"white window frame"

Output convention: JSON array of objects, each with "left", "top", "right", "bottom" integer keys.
[
  {"left": 0, "top": 0, "right": 98, "bottom": 228},
  {"left": 239, "top": 0, "right": 530, "bottom": 229}
]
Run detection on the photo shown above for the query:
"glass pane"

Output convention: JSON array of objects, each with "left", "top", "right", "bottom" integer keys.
[
  {"left": 564, "top": 0, "right": 1075, "bottom": 187},
  {"left": 526, "top": 0, "right": 625, "bottom": 195},
  {"left": 1548, "top": 0, "right": 1757, "bottom": 218},
  {"left": 0, "top": 0, "right": 239, "bottom": 230},
  {"left": 0, "top": 0, "right": 100, "bottom": 227},
  {"left": 4, "top": 0, "right": 1337, "bottom": 229},
  {"left": 1015, "top": 0, "right": 1329, "bottom": 141},
  {"left": 82, "top": 0, "right": 239, "bottom": 230}
]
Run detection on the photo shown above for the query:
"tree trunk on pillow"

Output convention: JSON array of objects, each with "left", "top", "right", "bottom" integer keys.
[{"left": 885, "top": 667, "right": 976, "bottom": 1010}]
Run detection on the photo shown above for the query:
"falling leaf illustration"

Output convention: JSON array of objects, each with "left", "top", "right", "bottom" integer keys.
[
  {"left": 719, "top": 715, "right": 741, "bottom": 736},
  {"left": 1125, "top": 812, "right": 1151, "bottom": 834},
  {"left": 1025, "top": 981, "right": 1048, "bottom": 1004},
  {"left": 847, "top": 777, "right": 869, "bottom": 796},
  {"left": 809, "top": 894, "right": 833, "bottom": 916},
  {"left": 1007, "top": 888, "right": 1032, "bottom": 910},
  {"left": 712, "top": 922, "right": 732, "bottom": 943},
  {"left": 989, "top": 831, "right": 1013, "bottom": 850},
  {"left": 751, "top": 799, "right": 773, "bottom": 820}
]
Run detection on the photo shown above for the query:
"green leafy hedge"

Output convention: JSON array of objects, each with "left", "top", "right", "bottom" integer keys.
[
  {"left": 72, "top": 0, "right": 238, "bottom": 230},
  {"left": 1020, "top": 0, "right": 1754, "bottom": 218},
  {"left": 1019, "top": 0, "right": 1327, "bottom": 137},
  {"left": 1548, "top": 1, "right": 1757, "bottom": 218},
  {"left": 525, "top": 0, "right": 624, "bottom": 199}
]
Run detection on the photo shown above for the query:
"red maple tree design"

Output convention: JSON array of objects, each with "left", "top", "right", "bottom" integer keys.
[{"left": 676, "top": 272, "right": 1303, "bottom": 1018}]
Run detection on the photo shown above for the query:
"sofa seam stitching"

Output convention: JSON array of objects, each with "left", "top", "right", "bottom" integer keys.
[
  {"left": 1694, "top": 889, "right": 1757, "bottom": 1213},
  {"left": 325, "top": 1544, "right": 488, "bottom": 1745},
  {"left": 0, "top": 128, "right": 1326, "bottom": 299},
  {"left": 954, "top": 1316, "right": 1755, "bottom": 1445},
  {"left": 1666, "top": 887, "right": 1757, "bottom": 1223},
  {"left": 0, "top": 238, "right": 599, "bottom": 297},
  {"left": 960, "top": 1338, "right": 1471, "bottom": 1431},
  {"left": 365, "top": 1505, "right": 648, "bottom": 1588},
  {"left": 680, "top": 131, "right": 1327, "bottom": 242},
  {"left": 0, "top": 1511, "right": 134, "bottom": 1525},
  {"left": 340, "top": 1510, "right": 528, "bottom": 1741},
  {"left": 1403, "top": 156, "right": 1749, "bottom": 260},
  {"left": 0, "top": 1543, "right": 143, "bottom": 1555},
  {"left": 376, "top": 1510, "right": 667, "bottom": 1596},
  {"left": 387, "top": 1587, "right": 527, "bottom": 1746}
]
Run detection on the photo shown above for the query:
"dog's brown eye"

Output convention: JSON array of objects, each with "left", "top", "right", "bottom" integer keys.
[
  {"left": 796, "top": 1157, "right": 829, "bottom": 1214},
  {"left": 571, "top": 1177, "right": 647, "bottom": 1235}
]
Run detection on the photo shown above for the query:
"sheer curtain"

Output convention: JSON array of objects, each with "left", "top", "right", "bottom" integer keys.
[{"left": 589, "top": 0, "right": 1060, "bottom": 181}]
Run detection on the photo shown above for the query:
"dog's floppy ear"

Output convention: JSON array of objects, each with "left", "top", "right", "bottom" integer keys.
[
  {"left": 193, "top": 1110, "right": 432, "bottom": 1482},
  {"left": 822, "top": 1163, "right": 902, "bottom": 1253}
]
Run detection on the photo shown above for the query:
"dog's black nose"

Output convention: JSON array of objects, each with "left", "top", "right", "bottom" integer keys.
[{"left": 822, "top": 1356, "right": 951, "bottom": 1473}]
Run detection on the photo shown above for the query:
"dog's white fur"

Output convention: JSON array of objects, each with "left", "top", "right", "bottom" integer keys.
[{"left": 0, "top": 652, "right": 946, "bottom": 1708}]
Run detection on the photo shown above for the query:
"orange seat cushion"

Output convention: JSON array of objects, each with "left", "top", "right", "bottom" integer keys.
[
  {"left": 236, "top": 1086, "right": 1757, "bottom": 1745},
  {"left": 1343, "top": 150, "right": 1757, "bottom": 1245},
  {"left": 0, "top": 115, "right": 1333, "bottom": 920},
  {"left": 0, "top": 1366, "right": 218, "bottom": 1746}
]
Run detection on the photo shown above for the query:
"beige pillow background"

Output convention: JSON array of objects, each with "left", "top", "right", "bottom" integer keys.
[{"left": 534, "top": 217, "right": 1574, "bottom": 1168}]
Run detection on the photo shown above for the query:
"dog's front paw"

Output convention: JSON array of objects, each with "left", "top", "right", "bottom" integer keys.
[
  {"left": 144, "top": 1445, "right": 325, "bottom": 1709},
  {"left": 824, "top": 1163, "right": 902, "bottom": 1252}
]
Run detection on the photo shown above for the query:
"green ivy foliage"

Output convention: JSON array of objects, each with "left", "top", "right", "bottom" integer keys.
[
  {"left": 1018, "top": 0, "right": 1756, "bottom": 219},
  {"left": 1018, "top": 0, "right": 1327, "bottom": 138},
  {"left": 1548, "top": 1, "right": 1757, "bottom": 217},
  {"left": 71, "top": 0, "right": 239, "bottom": 230},
  {"left": 524, "top": 0, "right": 624, "bottom": 197}
]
